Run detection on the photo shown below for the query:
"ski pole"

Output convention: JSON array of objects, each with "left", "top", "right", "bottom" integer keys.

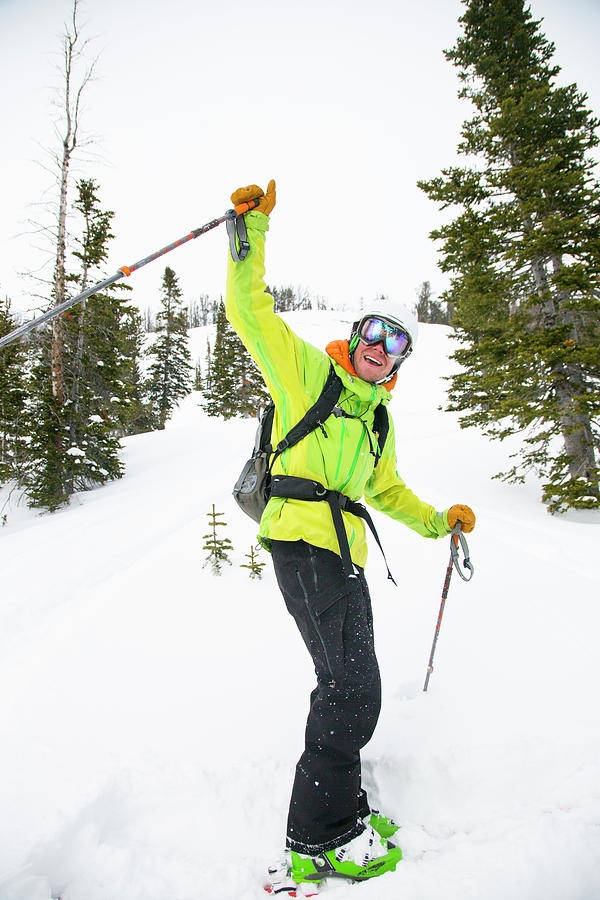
[
  {"left": 423, "top": 522, "right": 474, "bottom": 692},
  {"left": 0, "top": 198, "right": 261, "bottom": 351}
]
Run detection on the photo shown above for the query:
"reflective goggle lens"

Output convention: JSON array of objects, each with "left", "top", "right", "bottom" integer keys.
[{"left": 359, "top": 317, "right": 411, "bottom": 357}]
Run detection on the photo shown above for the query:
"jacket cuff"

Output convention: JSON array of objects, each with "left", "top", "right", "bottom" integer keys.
[{"left": 244, "top": 210, "right": 270, "bottom": 232}]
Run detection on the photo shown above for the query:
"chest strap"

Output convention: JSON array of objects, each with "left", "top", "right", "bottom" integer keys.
[{"left": 270, "top": 475, "right": 396, "bottom": 585}]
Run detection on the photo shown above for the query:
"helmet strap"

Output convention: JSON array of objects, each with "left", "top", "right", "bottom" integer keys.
[
  {"left": 375, "top": 358, "right": 402, "bottom": 384},
  {"left": 348, "top": 333, "right": 360, "bottom": 355}
]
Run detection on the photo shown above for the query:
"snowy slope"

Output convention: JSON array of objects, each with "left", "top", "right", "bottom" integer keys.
[{"left": 1, "top": 313, "right": 599, "bottom": 900}]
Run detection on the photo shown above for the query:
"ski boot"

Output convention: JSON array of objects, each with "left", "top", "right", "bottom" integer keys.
[
  {"left": 264, "top": 856, "right": 319, "bottom": 897},
  {"left": 365, "top": 808, "right": 400, "bottom": 841},
  {"left": 289, "top": 824, "right": 402, "bottom": 886}
]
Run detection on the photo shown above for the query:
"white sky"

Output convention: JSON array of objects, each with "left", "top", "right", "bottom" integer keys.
[{"left": 1, "top": 0, "right": 599, "bottom": 319}]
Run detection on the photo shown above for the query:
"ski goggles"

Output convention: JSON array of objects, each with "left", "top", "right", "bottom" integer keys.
[{"left": 357, "top": 316, "right": 412, "bottom": 358}]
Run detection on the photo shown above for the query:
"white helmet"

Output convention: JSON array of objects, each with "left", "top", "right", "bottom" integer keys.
[{"left": 349, "top": 301, "right": 418, "bottom": 382}]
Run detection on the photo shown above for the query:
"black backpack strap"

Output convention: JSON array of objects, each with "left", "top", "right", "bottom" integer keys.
[
  {"left": 372, "top": 404, "right": 389, "bottom": 467},
  {"left": 255, "top": 403, "right": 275, "bottom": 455},
  {"left": 332, "top": 400, "right": 389, "bottom": 467},
  {"left": 267, "top": 364, "right": 342, "bottom": 469}
]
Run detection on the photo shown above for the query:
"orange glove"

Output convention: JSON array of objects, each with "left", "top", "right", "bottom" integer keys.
[
  {"left": 230, "top": 179, "right": 276, "bottom": 216},
  {"left": 447, "top": 504, "right": 476, "bottom": 533}
]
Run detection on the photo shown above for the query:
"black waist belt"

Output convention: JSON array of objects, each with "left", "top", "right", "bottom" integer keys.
[{"left": 269, "top": 475, "right": 396, "bottom": 585}]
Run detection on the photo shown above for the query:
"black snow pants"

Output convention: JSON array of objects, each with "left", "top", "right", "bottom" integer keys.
[{"left": 271, "top": 539, "right": 381, "bottom": 854}]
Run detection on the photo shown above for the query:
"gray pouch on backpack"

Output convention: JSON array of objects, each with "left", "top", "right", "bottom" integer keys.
[
  {"left": 233, "top": 453, "right": 270, "bottom": 523},
  {"left": 233, "top": 404, "right": 274, "bottom": 524}
]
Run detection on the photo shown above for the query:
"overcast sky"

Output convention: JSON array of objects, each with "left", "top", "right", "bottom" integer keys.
[{"left": 1, "top": 0, "right": 599, "bottom": 321}]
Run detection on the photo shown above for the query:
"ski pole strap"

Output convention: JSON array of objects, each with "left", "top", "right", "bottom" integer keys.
[
  {"left": 226, "top": 209, "right": 250, "bottom": 262},
  {"left": 269, "top": 475, "right": 396, "bottom": 585},
  {"left": 450, "top": 523, "right": 474, "bottom": 582}
]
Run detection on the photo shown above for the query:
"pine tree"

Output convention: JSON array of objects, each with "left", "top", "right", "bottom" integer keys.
[
  {"left": 25, "top": 341, "right": 71, "bottom": 510},
  {"left": 201, "top": 301, "right": 242, "bottom": 419},
  {"left": 414, "top": 281, "right": 451, "bottom": 325},
  {"left": 0, "top": 299, "right": 28, "bottom": 483},
  {"left": 63, "top": 178, "right": 122, "bottom": 488},
  {"left": 194, "top": 358, "right": 203, "bottom": 390},
  {"left": 419, "top": 0, "right": 600, "bottom": 512},
  {"left": 118, "top": 303, "right": 153, "bottom": 435},
  {"left": 202, "top": 504, "right": 233, "bottom": 574},
  {"left": 25, "top": 178, "right": 144, "bottom": 506},
  {"left": 146, "top": 267, "right": 193, "bottom": 429},
  {"left": 241, "top": 544, "right": 265, "bottom": 579},
  {"left": 237, "top": 346, "right": 270, "bottom": 418},
  {"left": 204, "top": 338, "right": 213, "bottom": 393},
  {"left": 202, "top": 301, "right": 268, "bottom": 419}
]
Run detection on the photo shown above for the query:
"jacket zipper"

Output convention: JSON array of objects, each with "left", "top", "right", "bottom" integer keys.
[{"left": 336, "top": 389, "right": 378, "bottom": 493}]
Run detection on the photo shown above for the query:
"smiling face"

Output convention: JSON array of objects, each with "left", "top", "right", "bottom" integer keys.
[{"left": 352, "top": 338, "right": 396, "bottom": 383}]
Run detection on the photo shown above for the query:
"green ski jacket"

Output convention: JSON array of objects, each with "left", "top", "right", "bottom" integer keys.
[{"left": 226, "top": 210, "right": 451, "bottom": 568}]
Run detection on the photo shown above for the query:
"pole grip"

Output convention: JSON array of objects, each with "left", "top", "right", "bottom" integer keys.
[{"left": 233, "top": 197, "right": 260, "bottom": 216}]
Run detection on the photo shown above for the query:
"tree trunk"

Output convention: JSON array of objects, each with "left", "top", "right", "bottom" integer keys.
[
  {"left": 51, "top": 140, "right": 71, "bottom": 403},
  {"left": 48, "top": 0, "right": 95, "bottom": 495},
  {"left": 50, "top": 11, "right": 78, "bottom": 402},
  {"left": 550, "top": 255, "right": 599, "bottom": 494},
  {"left": 554, "top": 367, "right": 598, "bottom": 485},
  {"left": 70, "top": 227, "right": 91, "bottom": 447}
]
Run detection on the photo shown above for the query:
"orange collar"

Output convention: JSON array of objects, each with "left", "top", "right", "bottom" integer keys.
[{"left": 326, "top": 339, "right": 397, "bottom": 392}]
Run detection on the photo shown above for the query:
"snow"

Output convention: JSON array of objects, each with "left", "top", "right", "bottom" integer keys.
[{"left": 1, "top": 313, "right": 599, "bottom": 900}]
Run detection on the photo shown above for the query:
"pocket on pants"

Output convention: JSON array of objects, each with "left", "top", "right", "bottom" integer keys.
[
  {"left": 296, "top": 551, "right": 351, "bottom": 686},
  {"left": 272, "top": 541, "right": 356, "bottom": 687}
]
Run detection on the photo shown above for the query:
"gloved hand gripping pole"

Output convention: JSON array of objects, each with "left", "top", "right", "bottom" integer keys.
[{"left": 0, "top": 198, "right": 260, "bottom": 351}]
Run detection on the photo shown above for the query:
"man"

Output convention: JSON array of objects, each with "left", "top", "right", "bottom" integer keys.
[{"left": 225, "top": 180, "right": 475, "bottom": 892}]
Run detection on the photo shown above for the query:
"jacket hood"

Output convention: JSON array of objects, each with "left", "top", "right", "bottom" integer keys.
[{"left": 326, "top": 339, "right": 398, "bottom": 393}]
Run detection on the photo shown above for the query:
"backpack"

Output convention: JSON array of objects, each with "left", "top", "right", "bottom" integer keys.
[{"left": 233, "top": 364, "right": 389, "bottom": 524}]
